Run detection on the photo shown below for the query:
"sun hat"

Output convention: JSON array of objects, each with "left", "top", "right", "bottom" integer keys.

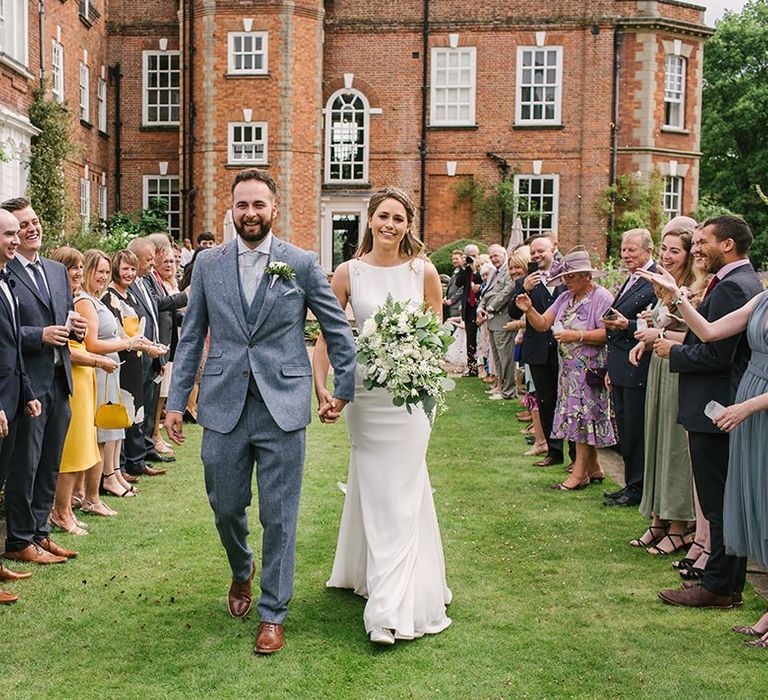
[{"left": 546, "top": 246, "right": 606, "bottom": 285}]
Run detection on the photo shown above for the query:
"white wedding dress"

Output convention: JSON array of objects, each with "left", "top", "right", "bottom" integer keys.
[{"left": 327, "top": 258, "right": 452, "bottom": 639}]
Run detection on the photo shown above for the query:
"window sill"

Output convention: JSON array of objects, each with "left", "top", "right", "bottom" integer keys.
[
  {"left": 512, "top": 123, "right": 564, "bottom": 130},
  {"left": 660, "top": 126, "right": 690, "bottom": 135},
  {"left": 428, "top": 124, "right": 479, "bottom": 131},
  {"left": 225, "top": 163, "right": 270, "bottom": 169},
  {"left": 79, "top": 13, "right": 92, "bottom": 29},
  {"left": 98, "top": 129, "right": 108, "bottom": 139},
  {"left": 140, "top": 124, "right": 180, "bottom": 131},
  {"left": 0, "top": 54, "right": 34, "bottom": 81},
  {"left": 322, "top": 182, "right": 371, "bottom": 190},
  {"left": 225, "top": 72, "right": 271, "bottom": 79},
  {"left": 80, "top": 119, "right": 93, "bottom": 129}
]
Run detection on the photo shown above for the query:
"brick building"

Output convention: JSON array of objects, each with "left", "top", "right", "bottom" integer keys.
[{"left": 0, "top": 1, "right": 712, "bottom": 268}]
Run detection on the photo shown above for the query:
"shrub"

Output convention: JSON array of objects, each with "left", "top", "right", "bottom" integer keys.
[{"left": 429, "top": 239, "right": 488, "bottom": 276}]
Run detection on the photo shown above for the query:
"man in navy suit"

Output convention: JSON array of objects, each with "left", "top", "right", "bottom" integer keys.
[
  {"left": 0, "top": 198, "right": 83, "bottom": 566},
  {"left": 603, "top": 229, "right": 657, "bottom": 506},
  {"left": 0, "top": 209, "right": 41, "bottom": 602},
  {"left": 656, "top": 216, "right": 763, "bottom": 608}
]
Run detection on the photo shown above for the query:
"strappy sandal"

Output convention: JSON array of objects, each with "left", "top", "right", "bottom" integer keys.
[
  {"left": 629, "top": 524, "right": 667, "bottom": 548},
  {"left": 49, "top": 513, "right": 88, "bottom": 536},
  {"left": 101, "top": 473, "right": 135, "bottom": 498},
  {"left": 732, "top": 625, "right": 767, "bottom": 637},
  {"left": 647, "top": 532, "right": 695, "bottom": 555},
  {"left": 678, "top": 552, "right": 708, "bottom": 580},
  {"left": 550, "top": 478, "right": 590, "bottom": 491},
  {"left": 672, "top": 541, "right": 705, "bottom": 570},
  {"left": 746, "top": 635, "right": 768, "bottom": 649},
  {"left": 80, "top": 499, "right": 117, "bottom": 517}
]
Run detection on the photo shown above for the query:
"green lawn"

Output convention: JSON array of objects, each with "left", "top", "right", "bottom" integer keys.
[{"left": 2, "top": 379, "right": 766, "bottom": 699}]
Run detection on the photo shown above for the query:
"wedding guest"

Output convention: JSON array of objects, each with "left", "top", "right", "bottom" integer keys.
[
  {"left": 516, "top": 247, "right": 615, "bottom": 490},
  {"left": 603, "top": 229, "right": 657, "bottom": 507},
  {"left": 627, "top": 228, "right": 702, "bottom": 553},
  {"left": 476, "top": 260, "right": 495, "bottom": 380},
  {"left": 646, "top": 215, "right": 763, "bottom": 609},
  {"left": 196, "top": 231, "right": 216, "bottom": 249},
  {"left": 443, "top": 249, "right": 464, "bottom": 320},
  {"left": 455, "top": 244, "right": 482, "bottom": 376},
  {"left": 508, "top": 236, "right": 568, "bottom": 467},
  {"left": 180, "top": 238, "right": 194, "bottom": 269},
  {"left": 49, "top": 247, "right": 118, "bottom": 531},
  {"left": 2, "top": 197, "right": 85, "bottom": 565}
]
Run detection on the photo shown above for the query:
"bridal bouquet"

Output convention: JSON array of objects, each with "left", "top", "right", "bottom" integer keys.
[{"left": 356, "top": 294, "right": 456, "bottom": 420}]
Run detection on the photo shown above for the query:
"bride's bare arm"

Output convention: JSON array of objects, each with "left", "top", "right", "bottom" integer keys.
[
  {"left": 423, "top": 262, "right": 443, "bottom": 319},
  {"left": 675, "top": 292, "right": 756, "bottom": 341}
]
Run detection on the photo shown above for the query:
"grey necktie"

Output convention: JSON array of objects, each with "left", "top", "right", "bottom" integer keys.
[
  {"left": 31, "top": 260, "right": 52, "bottom": 309},
  {"left": 241, "top": 250, "right": 265, "bottom": 307}
]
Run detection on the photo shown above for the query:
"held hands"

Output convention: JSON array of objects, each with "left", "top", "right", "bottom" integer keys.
[
  {"left": 523, "top": 272, "right": 541, "bottom": 292},
  {"left": 629, "top": 341, "right": 645, "bottom": 367},
  {"left": 316, "top": 386, "right": 348, "bottom": 423},
  {"left": 601, "top": 309, "right": 630, "bottom": 331},
  {"left": 42, "top": 325, "right": 71, "bottom": 347},
  {"left": 515, "top": 293, "right": 532, "bottom": 313},
  {"left": 164, "top": 411, "right": 185, "bottom": 445},
  {"left": 712, "top": 402, "right": 752, "bottom": 433}
]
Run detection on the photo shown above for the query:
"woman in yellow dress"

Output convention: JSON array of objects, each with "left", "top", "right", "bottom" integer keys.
[{"left": 48, "top": 248, "right": 119, "bottom": 532}]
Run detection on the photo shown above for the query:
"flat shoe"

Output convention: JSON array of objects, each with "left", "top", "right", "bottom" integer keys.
[
  {"left": 370, "top": 627, "right": 395, "bottom": 645},
  {"left": 550, "top": 478, "right": 589, "bottom": 491},
  {"left": 732, "top": 625, "right": 766, "bottom": 637}
]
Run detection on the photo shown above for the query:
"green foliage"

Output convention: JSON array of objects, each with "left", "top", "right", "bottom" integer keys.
[
  {"left": 304, "top": 320, "right": 321, "bottom": 343},
  {"left": 27, "top": 87, "right": 76, "bottom": 239},
  {"left": 429, "top": 238, "right": 488, "bottom": 275},
  {"left": 692, "top": 193, "right": 737, "bottom": 224},
  {"left": 700, "top": 0, "right": 768, "bottom": 267},
  {"left": 598, "top": 171, "right": 665, "bottom": 255},
  {"left": 453, "top": 175, "right": 519, "bottom": 240}
]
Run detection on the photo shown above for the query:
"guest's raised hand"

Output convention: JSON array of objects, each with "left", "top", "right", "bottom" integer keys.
[
  {"left": 636, "top": 266, "right": 678, "bottom": 294},
  {"left": 515, "top": 293, "right": 532, "bottom": 312},
  {"left": 639, "top": 309, "right": 655, "bottom": 324},
  {"left": 713, "top": 401, "right": 752, "bottom": 432},
  {"left": 602, "top": 309, "right": 629, "bottom": 331},
  {"left": 25, "top": 400, "right": 42, "bottom": 418},
  {"left": 523, "top": 272, "right": 541, "bottom": 292},
  {"left": 629, "top": 341, "right": 645, "bottom": 367},
  {"left": 634, "top": 327, "right": 661, "bottom": 344}
]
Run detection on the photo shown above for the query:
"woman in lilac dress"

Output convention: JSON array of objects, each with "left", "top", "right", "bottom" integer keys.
[{"left": 516, "top": 247, "right": 616, "bottom": 490}]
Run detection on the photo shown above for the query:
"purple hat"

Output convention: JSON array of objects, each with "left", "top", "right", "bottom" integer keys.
[{"left": 547, "top": 246, "right": 606, "bottom": 285}]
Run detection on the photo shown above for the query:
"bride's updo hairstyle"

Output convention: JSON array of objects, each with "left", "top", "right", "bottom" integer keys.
[{"left": 356, "top": 186, "right": 425, "bottom": 259}]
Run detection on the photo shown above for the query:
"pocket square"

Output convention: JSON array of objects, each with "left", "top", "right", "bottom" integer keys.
[{"left": 282, "top": 288, "right": 300, "bottom": 297}]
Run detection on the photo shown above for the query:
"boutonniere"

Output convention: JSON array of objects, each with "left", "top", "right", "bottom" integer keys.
[{"left": 264, "top": 261, "right": 295, "bottom": 289}]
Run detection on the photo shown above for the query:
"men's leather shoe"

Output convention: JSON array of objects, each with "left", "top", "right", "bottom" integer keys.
[
  {"left": 603, "top": 494, "right": 641, "bottom": 507},
  {"left": 681, "top": 581, "right": 744, "bottom": 606},
  {"left": 146, "top": 451, "right": 175, "bottom": 463},
  {"left": 138, "top": 465, "right": 166, "bottom": 476},
  {"left": 123, "top": 473, "right": 139, "bottom": 484},
  {"left": 255, "top": 622, "right": 285, "bottom": 654},
  {"left": 3, "top": 544, "right": 67, "bottom": 565},
  {"left": 0, "top": 589, "right": 18, "bottom": 604},
  {"left": 659, "top": 584, "right": 733, "bottom": 609},
  {"left": 603, "top": 488, "right": 625, "bottom": 499},
  {"left": 533, "top": 457, "right": 563, "bottom": 467},
  {"left": 0, "top": 563, "right": 32, "bottom": 581},
  {"left": 37, "top": 537, "right": 78, "bottom": 559},
  {"left": 228, "top": 562, "right": 255, "bottom": 618}
]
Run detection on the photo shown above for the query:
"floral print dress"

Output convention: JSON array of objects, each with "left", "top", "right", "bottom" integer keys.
[{"left": 549, "top": 286, "right": 617, "bottom": 447}]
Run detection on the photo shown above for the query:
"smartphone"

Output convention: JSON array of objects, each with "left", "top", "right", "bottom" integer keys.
[
  {"left": 602, "top": 308, "right": 617, "bottom": 320},
  {"left": 527, "top": 262, "right": 539, "bottom": 275}
]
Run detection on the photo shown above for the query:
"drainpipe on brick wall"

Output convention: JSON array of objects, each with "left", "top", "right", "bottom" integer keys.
[
  {"left": 608, "top": 25, "right": 624, "bottom": 258},
  {"left": 418, "top": 0, "right": 430, "bottom": 242},
  {"left": 109, "top": 63, "right": 123, "bottom": 212},
  {"left": 38, "top": 1, "right": 45, "bottom": 88},
  {"left": 183, "top": 0, "right": 197, "bottom": 240}
]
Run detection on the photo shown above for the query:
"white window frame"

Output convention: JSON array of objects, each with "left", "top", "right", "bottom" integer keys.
[
  {"left": 324, "top": 88, "right": 370, "bottom": 184},
  {"left": 51, "top": 39, "right": 64, "bottom": 102},
  {"left": 79, "top": 62, "right": 90, "bottom": 122},
  {"left": 98, "top": 183, "right": 108, "bottom": 221},
  {"left": 663, "top": 176, "right": 683, "bottom": 220},
  {"left": 513, "top": 174, "right": 559, "bottom": 237},
  {"left": 430, "top": 47, "right": 476, "bottom": 127},
  {"left": 515, "top": 46, "right": 563, "bottom": 126},
  {"left": 142, "top": 175, "right": 181, "bottom": 239},
  {"left": 663, "top": 54, "right": 686, "bottom": 129},
  {"left": 227, "top": 31, "right": 268, "bottom": 75},
  {"left": 0, "top": 0, "right": 29, "bottom": 69},
  {"left": 80, "top": 177, "right": 91, "bottom": 230},
  {"left": 227, "top": 121, "right": 268, "bottom": 165},
  {"left": 142, "top": 51, "right": 181, "bottom": 126},
  {"left": 97, "top": 76, "right": 107, "bottom": 132}
]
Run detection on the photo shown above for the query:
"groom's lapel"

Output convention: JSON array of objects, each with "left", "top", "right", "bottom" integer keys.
[
  {"left": 220, "top": 240, "right": 249, "bottom": 337},
  {"left": 250, "top": 237, "right": 287, "bottom": 337}
]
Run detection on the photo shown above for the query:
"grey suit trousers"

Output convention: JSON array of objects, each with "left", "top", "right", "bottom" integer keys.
[
  {"left": 200, "top": 384, "right": 305, "bottom": 624},
  {"left": 489, "top": 329, "right": 516, "bottom": 399}
]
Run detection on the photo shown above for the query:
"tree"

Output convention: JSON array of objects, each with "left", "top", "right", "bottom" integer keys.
[{"left": 700, "top": 0, "right": 768, "bottom": 267}]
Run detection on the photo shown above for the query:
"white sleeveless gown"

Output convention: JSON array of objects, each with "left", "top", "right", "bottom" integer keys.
[{"left": 327, "top": 258, "right": 452, "bottom": 639}]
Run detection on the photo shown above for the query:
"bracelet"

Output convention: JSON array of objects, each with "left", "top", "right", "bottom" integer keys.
[{"left": 670, "top": 291, "right": 685, "bottom": 307}]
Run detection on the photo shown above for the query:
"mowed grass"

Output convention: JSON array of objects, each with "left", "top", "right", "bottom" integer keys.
[{"left": 1, "top": 379, "right": 767, "bottom": 699}]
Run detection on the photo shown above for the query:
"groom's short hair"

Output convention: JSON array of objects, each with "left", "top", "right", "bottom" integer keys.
[{"left": 231, "top": 168, "right": 277, "bottom": 198}]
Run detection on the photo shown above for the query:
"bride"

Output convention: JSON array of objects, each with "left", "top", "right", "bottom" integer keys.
[{"left": 313, "top": 187, "right": 452, "bottom": 645}]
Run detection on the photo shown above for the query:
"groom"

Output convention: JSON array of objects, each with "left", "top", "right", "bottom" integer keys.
[{"left": 165, "top": 169, "right": 356, "bottom": 654}]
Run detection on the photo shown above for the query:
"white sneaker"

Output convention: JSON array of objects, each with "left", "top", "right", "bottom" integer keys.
[
  {"left": 488, "top": 393, "right": 504, "bottom": 400},
  {"left": 370, "top": 627, "right": 395, "bottom": 645}
]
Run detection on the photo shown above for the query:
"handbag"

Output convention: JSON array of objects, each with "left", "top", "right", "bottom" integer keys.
[
  {"left": 94, "top": 371, "right": 131, "bottom": 429},
  {"left": 585, "top": 366, "right": 608, "bottom": 387}
]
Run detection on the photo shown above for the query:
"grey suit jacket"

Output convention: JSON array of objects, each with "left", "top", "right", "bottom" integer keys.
[
  {"left": 477, "top": 265, "right": 516, "bottom": 331},
  {"left": 167, "top": 237, "right": 357, "bottom": 434}
]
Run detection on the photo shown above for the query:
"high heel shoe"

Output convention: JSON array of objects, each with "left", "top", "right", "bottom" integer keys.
[
  {"left": 647, "top": 532, "right": 695, "bottom": 556},
  {"left": 629, "top": 524, "right": 668, "bottom": 548},
  {"left": 587, "top": 471, "right": 605, "bottom": 484},
  {"left": 672, "top": 541, "right": 704, "bottom": 570},
  {"left": 101, "top": 472, "right": 136, "bottom": 498},
  {"left": 678, "top": 552, "right": 708, "bottom": 580},
  {"left": 524, "top": 442, "right": 548, "bottom": 456},
  {"left": 549, "top": 477, "right": 590, "bottom": 491}
]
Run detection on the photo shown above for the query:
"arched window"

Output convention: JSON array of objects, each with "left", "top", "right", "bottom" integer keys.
[{"left": 324, "top": 89, "right": 369, "bottom": 184}]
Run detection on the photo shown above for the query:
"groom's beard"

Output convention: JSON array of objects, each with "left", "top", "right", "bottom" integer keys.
[{"left": 234, "top": 214, "right": 273, "bottom": 244}]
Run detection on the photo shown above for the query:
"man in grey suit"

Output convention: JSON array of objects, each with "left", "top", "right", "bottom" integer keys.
[
  {"left": 477, "top": 244, "right": 517, "bottom": 400},
  {"left": 165, "top": 169, "right": 356, "bottom": 654}
]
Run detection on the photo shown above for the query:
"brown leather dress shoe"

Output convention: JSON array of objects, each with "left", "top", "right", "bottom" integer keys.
[
  {"left": 37, "top": 537, "right": 78, "bottom": 559},
  {"left": 658, "top": 584, "right": 733, "bottom": 609},
  {"left": 228, "top": 562, "right": 255, "bottom": 618},
  {"left": 0, "top": 563, "right": 32, "bottom": 581},
  {"left": 123, "top": 473, "right": 140, "bottom": 484},
  {"left": 138, "top": 465, "right": 167, "bottom": 476},
  {"left": 0, "top": 588, "right": 18, "bottom": 604},
  {"left": 681, "top": 581, "right": 744, "bottom": 606},
  {"left": 533, "top": 456, "right": 563, "bottom": 467},
  {"left": 3, "top": 543, "right": 67, "bottom": 565},
  {"left": 255, "top": 622, "right": 284, "bottom": 654}
]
